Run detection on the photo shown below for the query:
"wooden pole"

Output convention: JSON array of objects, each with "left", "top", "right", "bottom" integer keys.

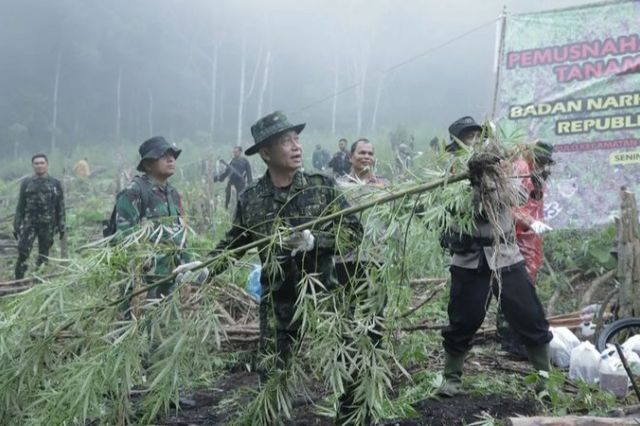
[{"left": 617, "top": 188, "right": 640, "bottom": 317}]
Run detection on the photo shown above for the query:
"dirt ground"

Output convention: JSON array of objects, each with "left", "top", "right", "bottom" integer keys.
[{"left": 160, "top": 367, "right": 540, "bottom": 426}]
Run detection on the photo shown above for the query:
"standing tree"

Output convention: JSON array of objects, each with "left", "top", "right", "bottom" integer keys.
[
  {"left": 9, "top": 123, "right": 28, "bottom": 160},
  {"left": 50, "top": 51, "right": 62, "bottom": 153}
]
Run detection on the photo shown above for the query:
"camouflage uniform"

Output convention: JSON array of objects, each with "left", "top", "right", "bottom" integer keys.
[
  {"left": 14, "top": 175, "right": 65, "bottom": 279},
  {"left": 212, "top": 169, "right": 363, "bottom": 361},
  {"left": 115, "top": 174, "right": 190, "bottom": 298}
]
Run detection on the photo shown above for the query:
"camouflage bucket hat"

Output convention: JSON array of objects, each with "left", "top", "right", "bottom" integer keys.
[
  {"left": 136, "top": 136, "right": 182, "bottom": 172},
  {"left": 245, "top": 111, "right": 306, "bottom": 156}
]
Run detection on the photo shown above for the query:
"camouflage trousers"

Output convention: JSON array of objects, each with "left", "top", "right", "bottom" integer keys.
[
  {"left": 15, "top": 222, "right": 55, "bottom": 279},
  {"left": 258, "top": 282, "right": 300, "bottom": 368}
]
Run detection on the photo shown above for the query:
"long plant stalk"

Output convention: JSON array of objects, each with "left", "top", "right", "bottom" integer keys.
[{"left": 110, "top": 171, "right": 469, "bottom": 304}]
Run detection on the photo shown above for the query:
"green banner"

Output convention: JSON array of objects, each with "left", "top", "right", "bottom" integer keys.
[{"left": 495, "top": 0, "right": 640, "bottom": 228}]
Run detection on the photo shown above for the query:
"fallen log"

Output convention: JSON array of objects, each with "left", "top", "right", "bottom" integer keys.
[
  {"left": 0, "top": 286, "right": 31, "bottom": 296},
  {"left": 609, "top": 405, "right": 640, "bottom": 417},
  {"left": 507, "top": 416, "right": 640, "bottom": 425},
  {"left": 0, "top": 274, "right": 61, "bottom": 287},
  {"left": 401, "top": 323, "right": 447, "bottom": 332}
]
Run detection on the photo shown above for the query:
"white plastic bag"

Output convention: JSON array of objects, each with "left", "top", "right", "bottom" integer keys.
[
  {"left": 602, "top": 343, "right": 640, "bottom": 375},
  {"left": 622, "top": 334, "right": 640, "bottom": 358},
  {"left": 549, "top": 326, "right": 581, "bottom": 368},
  {"left": 569, "top": 341, "right": 600, "bottom": 384},
  {"left": 599, "top": 346, "right": 629, "bottom": 397}
]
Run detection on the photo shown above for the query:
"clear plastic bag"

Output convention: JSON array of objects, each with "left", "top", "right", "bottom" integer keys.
[
  {"left": 569, "top": 341, "right": 600, "bottom": 384},
  {"left": 623, "top": 334, "right": 640, "bottom": 358},
  {"left": 599, "top": 346, "right": 630, "bottom": 397},
  {"left": 246, "top": 264, "right": 262, "bottom": 301},
  {"left": 549, "top": 326, "right": 580, "bottom": 368}
]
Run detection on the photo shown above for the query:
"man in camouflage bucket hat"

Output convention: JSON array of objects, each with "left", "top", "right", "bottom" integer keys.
[
  {"left": 209, "top": 111, "right": 364, "bottom": 423},
  {"left": 114, "top": 136, "right": 204, "bottom": 316}
]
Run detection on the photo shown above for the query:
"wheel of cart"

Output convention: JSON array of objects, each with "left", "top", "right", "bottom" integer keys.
[{"left": 596, "top": 317, "right": 640, "bottom": 352}]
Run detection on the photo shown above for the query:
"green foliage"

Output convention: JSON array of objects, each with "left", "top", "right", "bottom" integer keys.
[
  {"left": 525, "top": 370, "right": 618, "bottom": 416},
  {"left": 543, "top": 225, "right": 616, "bottom": 274},
  {"left": 1, "top": 133, "right": 626, "bottom": 425}
]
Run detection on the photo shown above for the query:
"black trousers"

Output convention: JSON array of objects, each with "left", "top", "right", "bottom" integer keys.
[
  {"left": 442, "top": 261, "right": 552, "bottom": 356},
  {"left": 224, "top": 179, "right": 246, "bottom": 209}
]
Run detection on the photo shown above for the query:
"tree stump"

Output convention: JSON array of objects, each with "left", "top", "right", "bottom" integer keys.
[{"left": 617, "top": 189, "right": 640, "bottom": 318}]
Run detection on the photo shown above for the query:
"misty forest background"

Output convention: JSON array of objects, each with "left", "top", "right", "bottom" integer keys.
[{"left": 0, "top": 0, "right": 590, "bottom": 173}]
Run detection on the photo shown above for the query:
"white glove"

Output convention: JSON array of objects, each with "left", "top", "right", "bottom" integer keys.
[
  {"left": 172, "top": 261, "right": 203, "bottom": 275},
  {"left": 173, "top": 261, "right": 209, "bottom": 286},
  {"left": 530, "top": 220, "right": 552, "bottom": 234},
  {"left": 286, "top": 229, "right": 315, "bottom": 256}
]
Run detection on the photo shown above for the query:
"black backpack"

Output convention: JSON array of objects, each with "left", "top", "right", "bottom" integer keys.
[{"left": 102, "top": 177, "right": 150, "bottom": 238}]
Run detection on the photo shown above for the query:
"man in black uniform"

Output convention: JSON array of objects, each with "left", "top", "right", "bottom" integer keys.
[
  {"left": 13, "top": 154, "right": 65, "bottom": 279},
  {"left": 215, "top": 146, "right": 253, "bottom": 209},
  {"left": 328, "top": 138, "right": 351, "bottom": 176},
  {"left": 312, "top": 144, "right": 331, "bottom": 171},
  {"left": 439, "top": 117, "right": 552, "bottom": 396}
]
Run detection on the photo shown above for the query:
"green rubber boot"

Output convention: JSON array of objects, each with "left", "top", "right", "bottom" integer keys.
[
  {"left": 526, "top": 343, "right": 551, "bottom": 373},
  {"left": 438, "top": 351, "right": 466, "bottom": 397},
  {"left": 526, "top": 343, "right": 551, "bottom": 393}
]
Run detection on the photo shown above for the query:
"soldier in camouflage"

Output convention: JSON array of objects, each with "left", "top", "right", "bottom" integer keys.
[
  {"left": 210, "top": 111, "right": 363, "bottom": 368},
  {"left": 13, "top": 154, "right": 65, "bottom": 279},
  {"left": 115, "top": 136, "right": 192, "bottom": 300}
]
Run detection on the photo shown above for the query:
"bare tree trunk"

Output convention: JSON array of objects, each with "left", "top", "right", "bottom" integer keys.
[
  {"left": 617, "top": 188, "right": 640, "bottom": 317},
  {"left": 331, "top": 55, "right": 339, "bottom": 136},
  {"left": 370, "top": 73, "right": 385, "bottom": 132},
  {"left": 51, "top": 51, "right": 62, "bottom": 153},
  {"left": 353, "top": 55, "right": 368, "bottom": 136},
  {"left": 236, "top": 39, "right": 246, "bottom": 144},
  {"left": 147, "top": 89, "right": 154, "bottom": 136},
  {"left": 116, "top": 68, "right": 122, "bottom": 142},
  {"left": 219, "top": 88, "right": 225, "bottom": 128},
  {"left": 245, "top": 45, "right": 263, "bottom": 100},
  {"left": 268, "top": 74, "right": 273, "bottom": 113},
  {"left": 256, "top": 50, "right": 271, "bottom": 120},
  {"left": 210, "top": 43, "right": 219, "bottom": 136}
]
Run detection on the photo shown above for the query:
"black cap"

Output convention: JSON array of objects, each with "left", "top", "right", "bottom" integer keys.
[
  {"left": 534, "top": 141, "right": 554, "bottom": 164},
  {"left": 445, "top": 116, "right": 483, "bottom": 152},
  {"left": 136, "top": 136, "right": 182, "bottom": 172},
  {"left": 448, "top": 116, "right": 483, "bottom": 140}
]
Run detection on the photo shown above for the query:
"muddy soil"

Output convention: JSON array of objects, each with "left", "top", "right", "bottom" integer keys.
[{"left": 160, "top": 370, "right": 539, "bottom": 425}]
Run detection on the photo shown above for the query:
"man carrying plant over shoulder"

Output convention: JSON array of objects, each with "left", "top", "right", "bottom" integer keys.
[
  {"left": 207, "top": 111, "right": 363, "bottom": 422},
  {"left": 438, "top": 117, "right": 553, "bottom": 397}
]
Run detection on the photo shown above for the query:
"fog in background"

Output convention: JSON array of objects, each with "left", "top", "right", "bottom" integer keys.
[{"left": 0, "top": 0, "right": 592, "bottom": 157}]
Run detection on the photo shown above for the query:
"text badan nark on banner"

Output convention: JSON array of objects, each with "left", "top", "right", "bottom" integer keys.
[{"left": 495, "top": 1, "right": 640, "bottom": 228}]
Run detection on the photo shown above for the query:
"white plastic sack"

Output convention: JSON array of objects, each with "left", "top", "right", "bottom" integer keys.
[
  {"left": 549, "top": 326, "right": 581, "bottom": 368},
  {"left": 601, "top": 344, "right": 640, "bottom": 375},
  {"left": 599, "top": 346, "right": 630, "bottom": 397},
  {"left": 569, "top": 341, "right": 600, "bottom": 384},
  {"left": 622, "top": 334, "right": 640, "bottom": 358}
]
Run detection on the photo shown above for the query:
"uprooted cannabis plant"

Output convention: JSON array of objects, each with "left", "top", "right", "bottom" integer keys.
[{"left": 0, "top": 134, "right": 528, "bottom": 425}]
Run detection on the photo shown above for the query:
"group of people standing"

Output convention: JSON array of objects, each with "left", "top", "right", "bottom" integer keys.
[{"left": 12, "top": 110, "right": 557, "bottom": 424}]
